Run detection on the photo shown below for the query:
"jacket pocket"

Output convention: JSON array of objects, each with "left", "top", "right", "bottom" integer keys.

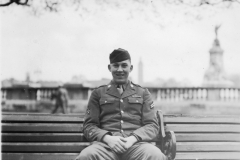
[
  {"left": 126, "top": 97, "right": 143, "bottom": 117},
  {"left": 128, "top": 97, "right": 143, "bottom": 104},
  {"left": 99, "top": 98, "right": 115, "bottom": 105},
  {"left": 99, "top": 98, "right": 118, "bottom": 121}
]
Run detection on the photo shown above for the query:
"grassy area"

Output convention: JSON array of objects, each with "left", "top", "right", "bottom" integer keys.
[
  {"left": 2, "top": 100, "right": 240, "bottom": 115},
  {"left": 155, "top": 100, "right": 240, "bottom": 115}
]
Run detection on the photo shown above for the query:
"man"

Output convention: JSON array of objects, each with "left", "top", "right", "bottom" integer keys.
[
  {"left": 51, "top": 84, "right": 69, "bottom": 114},
  {"left": 75, "top": 48, "right": 173, "bottom": 160}
]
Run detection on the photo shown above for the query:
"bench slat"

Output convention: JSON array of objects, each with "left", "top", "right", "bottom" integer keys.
[
  {"left": 2, "top": 152, "right": 240, "bottom": 160},
  {"left": 3, "top": 133, "right": 240, "bottom": 142},
  {"left": 2, "top": 153, "right": 79, "bottom": 160},
  {"left": 2, "top": 115, "right": 84, "bottom": 123},
  {"left": 177, "top": 142, "right": 240, "bottom": 152},
  {"left": 2, "top": 113, "right": 84, "bottom": 116},
  {"left": 176, "top": 152, "right": 240, "bottom": 159},
  {"left": 3, "top": 114, "right": 240, "bottom": 124},
  {"left": 4, "top": 123, "right": 240, "bottom": 133},
  {"left": 3, "top": 142, "right": 240, "bottom": 152},
  {"left": 176, "top": 133, "right": 240, "bottom": 142},
  {"left": 164, "top": 115, "right": 240, "bottom": 124},
  {"left": 2, "top": 133, "right": 86, "bottom": 142},
  {"left": 166, "top": 124, "right": 240, "bottom": 133},
  {"left": 2, "top": 133, "right": 160, "bottom": 142},
  {"left": 2, "top": 123, "right": 82, "bottom": 133},
  {"left": 2, "top": 143, "right": 89, "bottom": 152}
]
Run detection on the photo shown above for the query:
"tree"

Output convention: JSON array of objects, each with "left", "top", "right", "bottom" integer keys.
[
  {"left": 1, "top": 0, "right": 240, "bottom": 15},
  {"left": 0, "top": 0, "right": 29, "bottom": 7},
  {"left": 1, "top": 0, "right": 239, "bottom": 30},
  {"left": 1, "top": 0, "right": 239, "bottom": 29}
]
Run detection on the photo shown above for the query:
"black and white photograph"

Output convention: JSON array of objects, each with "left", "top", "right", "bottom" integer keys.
[{"left": 1, "top": 0, "right": 240, "bottom": 160}]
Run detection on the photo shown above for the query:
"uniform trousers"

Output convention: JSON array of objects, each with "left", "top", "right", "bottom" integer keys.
[{"left": 75, "top": 141, "right": 167, "bottom": 160}]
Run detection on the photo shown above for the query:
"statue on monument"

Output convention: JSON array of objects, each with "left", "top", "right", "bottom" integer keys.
[{"left": 215, "top": 25, "right": 221, "bottom": 38}]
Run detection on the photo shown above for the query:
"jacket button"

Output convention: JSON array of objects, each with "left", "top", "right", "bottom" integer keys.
[
  {"left": 136, "top": 100, "right": 139, "bottom": 102},
  {"left": 120, "top": 99, "right": 123, "bottom": 102},
  {"left": 121, "top": 110, "right": 124, "bottom": 114},
  {"left": 105, "top": 101, "right": 107, "bottom": 103},
  {"left": 121, "top": 120, "right": 124, "bottom": 124},
  {"left": 121, "top": 130, "right": 124, "bottom": 133}
]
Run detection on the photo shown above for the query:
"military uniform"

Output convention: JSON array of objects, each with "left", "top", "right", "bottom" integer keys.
[{"left": 75, "top": 80, "right": 167, "bottom": 160}]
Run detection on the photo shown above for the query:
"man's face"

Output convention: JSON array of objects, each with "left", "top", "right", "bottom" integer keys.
[{"left": 108, "top": 59, "right": 133, "bottom": 85}]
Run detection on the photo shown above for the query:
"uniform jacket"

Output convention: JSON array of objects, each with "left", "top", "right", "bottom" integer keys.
[{"left": 83, "top": 81, "right": 159, "bottom": 142}]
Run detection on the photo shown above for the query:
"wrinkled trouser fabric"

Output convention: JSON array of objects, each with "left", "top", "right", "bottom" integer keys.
[{"left": 75, "top": 141, "right": 167, "bottom": 160}]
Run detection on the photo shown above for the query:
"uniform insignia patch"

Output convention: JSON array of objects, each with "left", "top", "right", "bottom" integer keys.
[
  {"left": 132, "top": 95, "right": 141, "bottom": 98},
  {"left": 150, "top": 102, "right": 155, "bottom": 109},
  {"left": 86, "top": 108, "right": 90, "bottom": 114}
]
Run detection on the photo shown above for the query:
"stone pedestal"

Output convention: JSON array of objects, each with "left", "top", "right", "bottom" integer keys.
[{"left": 203, "top": 38, "right": 233, "bottom": 87}]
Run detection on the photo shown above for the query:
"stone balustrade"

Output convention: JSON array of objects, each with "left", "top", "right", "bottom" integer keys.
[
  {"left": 1, "top": 87, "right": 240, "bottom": 102},
  {"left": 148, "top": 87, "right": 240, "bottom": 101}
]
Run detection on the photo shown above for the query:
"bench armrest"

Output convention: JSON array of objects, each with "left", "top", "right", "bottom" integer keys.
[
  {"left": 156, "top": 110, "right": 176, "bottom": 160},
  {"left": 163, "top": 131, "right": 176, "bottom": 160}
]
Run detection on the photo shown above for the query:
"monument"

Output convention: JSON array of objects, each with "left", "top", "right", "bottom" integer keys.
[
  {"left": 202, "top": 25, "right": 233, "bottom": 88},
  {"left": 138, "top": 58, "right": 143, "bottom": 85}
]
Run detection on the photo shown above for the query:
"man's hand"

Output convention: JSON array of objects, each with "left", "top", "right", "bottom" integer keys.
[
  {"left": 122, "top": 136, "right": 138, "bottom": 149},
  {"left": 103, "top": 135, "right": 127, "bottom": 154}
]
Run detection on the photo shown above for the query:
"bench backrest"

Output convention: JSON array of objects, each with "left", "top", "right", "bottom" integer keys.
[
  {"left": 165, "top": 115, "right": 240, "bottom": 159},
  {"left": 2, "top": 113, "right": 240, "bottom": 160}
]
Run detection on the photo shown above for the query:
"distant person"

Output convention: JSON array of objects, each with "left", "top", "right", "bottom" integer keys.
[
  {"left": 51, "top": 84, "right": 69, "bottom": 114},
  {"left": 75, "top": 48, "right": 174, "bottom": 160}
]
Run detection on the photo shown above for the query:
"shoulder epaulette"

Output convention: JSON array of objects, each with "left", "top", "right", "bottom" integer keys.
[
  {"left": 131, "top": 82, "right": 144, "bottom": 88},
  {"left": 96, "top": 84, "right": 107, "bottom": 89}
]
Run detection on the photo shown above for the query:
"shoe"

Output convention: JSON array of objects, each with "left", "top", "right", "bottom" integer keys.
[{"left": 163, "top": 131, "right": 176, "bottom": 160}]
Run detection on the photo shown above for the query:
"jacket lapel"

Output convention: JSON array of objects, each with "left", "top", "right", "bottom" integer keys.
[
  {"left": 106, "top": 82, "right": 121, "bottom": 98},
  {"left": 121, "top": 82, "right": 136, "bottom": 99}
]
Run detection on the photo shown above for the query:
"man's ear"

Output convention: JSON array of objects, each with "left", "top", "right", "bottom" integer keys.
[
  {"left": 130, "top": 65, "right": 133, "bottom": 72},
  {"left": 108, "top": 65, "right": 111, "bottom": 72}
]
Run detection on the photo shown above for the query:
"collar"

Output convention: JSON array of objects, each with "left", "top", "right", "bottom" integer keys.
[
  {"left": 106, "top": 80, "right": 136, "bottom": 98},
  {"left": 110, "top": 80, "right": 129, "bottom": 90}
]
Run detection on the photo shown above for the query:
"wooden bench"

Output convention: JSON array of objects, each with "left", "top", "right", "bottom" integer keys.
[
  {"left": 2, "top": 112, "right": 240, "bottom": 160},
  {"left": 1, "top": 110, "right": 176, "bottom": 160}
]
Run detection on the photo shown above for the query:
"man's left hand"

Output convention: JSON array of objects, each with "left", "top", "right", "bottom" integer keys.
[{"left": 121, "top": 136, "right": 138, "bottom": 149}]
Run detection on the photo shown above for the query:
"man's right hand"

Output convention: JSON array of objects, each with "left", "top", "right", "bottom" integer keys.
[{"left": 102, "top": 135, "right": 127, "bottom": 154}]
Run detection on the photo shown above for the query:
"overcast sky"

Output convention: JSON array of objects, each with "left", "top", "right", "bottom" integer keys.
[{"left": 1, "top": 0, "right": 240, "bottom": 86}]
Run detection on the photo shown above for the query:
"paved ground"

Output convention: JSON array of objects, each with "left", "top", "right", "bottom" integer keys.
[
  {"left": 155, "top": 100, "right": 240, "bottom": 115},
  {"left": 2, "top": 99, "right": 240, "bottom": 115}
]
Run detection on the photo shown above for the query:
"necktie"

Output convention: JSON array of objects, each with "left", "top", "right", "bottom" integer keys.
[{"left": 117, "top": 85, "right": 123, "bottom": 95}]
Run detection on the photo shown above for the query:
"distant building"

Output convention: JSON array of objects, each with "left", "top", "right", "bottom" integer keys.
[
  {"left": 79, "top": 78, "right": 110, "bottom": 88},
  {"left": 1, "top": 79, "right": 90, "bottom": 101}
]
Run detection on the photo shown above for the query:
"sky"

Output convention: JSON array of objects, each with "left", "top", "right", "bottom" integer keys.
[{"left": 1, "top": 0, "right": 240, "bottom": 86}]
